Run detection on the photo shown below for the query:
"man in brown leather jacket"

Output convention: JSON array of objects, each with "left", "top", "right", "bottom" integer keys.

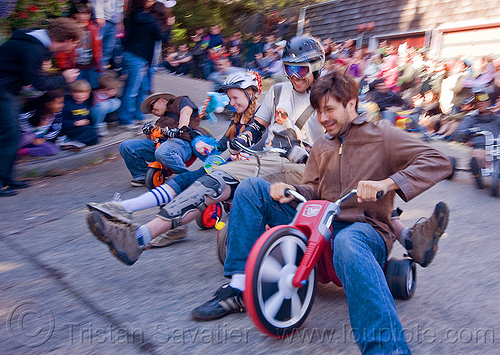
[{"left": 195, "top": 70, "right": 452, "bottom": 353}]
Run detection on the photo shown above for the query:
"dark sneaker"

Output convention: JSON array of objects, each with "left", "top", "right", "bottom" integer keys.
[
  {"left": 191, "top": 284, "right": 245, "bottom": 321},
  {"left": 87, "top": 211, "right": 143, "bottom": 265},
  {"left": 130, "top": 179, "right": 146, "bottom": 187},
  {"left": 470, "top": 157, "right": 484, "bottom": 189},
  {"left": 148, "top": 225, "right": 188, "bottom": 248},
  {"left": 87, "top": 201, "right": 133, "bottom": 224},
  {"left": 408, "top": 202, "right": 449, "bottom": 267},
  {"left": 0, "top": 186, "right": 17, "bottom": 197},
  {"left": 8, "top": 180, "right": 31, "bottom": 189}
]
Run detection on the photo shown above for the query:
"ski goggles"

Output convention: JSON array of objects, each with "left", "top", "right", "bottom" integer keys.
[{"left": 283, "top": 62, "right": 313, "bottom": 79}]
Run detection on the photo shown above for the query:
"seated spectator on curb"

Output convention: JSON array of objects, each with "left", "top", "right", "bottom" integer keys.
[
  {"left": 90, "top": 72, "right": 122, "bottom": 137},
  {"left": 18, "top": 89, "right": 65, "bottom": 157},
  {"left": 228, "top": 45, "right": 244, "bottom": 68},
  {"left": 119, "top": 92, "right": 202, "bottom": 187},
  {"left": 367, "top": 78, "right": 412, "bottom": 125},
  {"left": 207, "top": 56, "right": 243, "bottom": 92},
  {"left": 163, "top": 43, "right": 193, "bottom": 76},
  {"left": 62, "top": 80, "right": 98, "bottom": 147}
]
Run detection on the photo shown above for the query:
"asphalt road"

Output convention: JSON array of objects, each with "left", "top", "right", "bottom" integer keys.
[{"left": 0, "top": 73, "right": 498, "bottom": 355}]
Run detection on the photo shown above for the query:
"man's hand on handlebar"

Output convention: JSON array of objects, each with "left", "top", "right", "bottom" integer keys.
[
  {"left": 228, "top": 134, "right": 250, "bottom": 155},
  {"left": 356, "top": 178, "right": 397, "bottom": 203},
  {"left": 270, "top": 182, "right": 297, "bottom": 204}
]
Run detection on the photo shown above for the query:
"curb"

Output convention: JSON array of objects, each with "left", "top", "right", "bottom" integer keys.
[{"left": 14, "top": 130, "right": 137, "bottom": 178}]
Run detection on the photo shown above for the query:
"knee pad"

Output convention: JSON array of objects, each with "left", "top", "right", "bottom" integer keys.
[{"left": 158, "top": 171, "right": 238, "bottom": 228}]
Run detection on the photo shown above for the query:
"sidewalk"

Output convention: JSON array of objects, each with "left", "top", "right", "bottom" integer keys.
[{"left": 13, "top": 73, "right": 220, "bottom": 179}]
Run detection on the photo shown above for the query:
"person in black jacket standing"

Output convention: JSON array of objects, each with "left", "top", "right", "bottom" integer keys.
[
  {"left": 118, "top": 0, "right": 171, "bottom": 127},
  {"left": 0, "top": 17, "right": 81, "bottom": 197}
]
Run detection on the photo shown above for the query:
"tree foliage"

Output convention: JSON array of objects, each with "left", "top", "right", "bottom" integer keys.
[{"left": 172, "top": 0, "right": 321, "bottom": 38}]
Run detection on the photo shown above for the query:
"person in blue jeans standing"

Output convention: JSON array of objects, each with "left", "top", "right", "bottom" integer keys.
[
  {"left": 118, "top": 0, "right": 170, "bottom": 126},
  {"left": 119, "top": 92, "right": 201, "bottom": 186},
  {"left": 191, "top": 71, "right": 452, "bottom": 354}
]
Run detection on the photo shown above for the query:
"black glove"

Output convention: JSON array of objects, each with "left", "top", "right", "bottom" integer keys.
[
  {"left": 142, "top": 123, "right": 154, "bottom": 135},
  {"left": 286, "top": 145, "right": 309, "bottom": 164},
  {"left": 228, "top": 134, "right": 250, "bottom": 155},
  {"left": 164, "top": 127, "right": 180, "bottom": 138}
]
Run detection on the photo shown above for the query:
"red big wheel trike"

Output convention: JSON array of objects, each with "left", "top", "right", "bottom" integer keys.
[{"left": 243, "top": 189, "right": 416, "bottom": 338}]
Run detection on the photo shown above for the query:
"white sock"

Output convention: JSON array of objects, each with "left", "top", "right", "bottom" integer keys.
[
  {"left": 121, "top": 184, "right": 176, "bottom": 212},
  {"left": 229, "top": 274, "right": 246, "bottom": 291},
  {"left": 135, "top": 225, "right": 152, "bottom": 246}
]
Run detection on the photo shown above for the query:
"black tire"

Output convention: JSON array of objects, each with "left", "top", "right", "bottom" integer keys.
[
  {"left": 217, "top": 224, "right": 228, "bottom": 265},
  {"left": 385, "top": 258, "right": 417, "bottom": 300},
  {"left": 245, "top": 227, "right": 316, "bottom": 337},
  {"left": 145, "top": 167, "right": 166, "bottom": 190},
  {"left": 490, "top": 160, "right": 499, "bottom": 197},
  {"left": 447, "top": 156, "right": 457, "bottom": 180}
]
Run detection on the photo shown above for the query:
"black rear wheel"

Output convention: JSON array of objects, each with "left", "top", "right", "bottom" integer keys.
[
  {"left": 490, "top": 160, "right": 499, "bottom": 197},
  {"left": 385, "top": 258, "right": 416, "bottom": 300}
]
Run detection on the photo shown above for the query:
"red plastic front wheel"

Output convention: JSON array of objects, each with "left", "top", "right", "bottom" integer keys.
[
  {"left": 244, "top": 226, "right": 316, "bottom": 338},
  {"left": 196, "top": 203, "right": 222, "bottom": 230}
]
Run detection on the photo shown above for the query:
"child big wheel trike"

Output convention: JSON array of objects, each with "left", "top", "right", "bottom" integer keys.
[
  {"left": 243, "top": 189, "right": 416, "bottom": 338},
  {"left": 448, "top": 128, "right": 500, "bottom": 196}
]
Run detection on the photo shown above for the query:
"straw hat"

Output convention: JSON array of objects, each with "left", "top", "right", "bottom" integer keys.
[{"left": 140, "top": 92, "right": 176, "bottom": 114}]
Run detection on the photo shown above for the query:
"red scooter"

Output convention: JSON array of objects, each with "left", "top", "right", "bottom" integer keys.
[{"left": 243, "top": 189, "right": 416, "bottom": 338}]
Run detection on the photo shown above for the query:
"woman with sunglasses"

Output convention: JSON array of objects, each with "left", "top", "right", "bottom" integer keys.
[{"left": 88, "top": 70, "right": 263, "bottom": 245}]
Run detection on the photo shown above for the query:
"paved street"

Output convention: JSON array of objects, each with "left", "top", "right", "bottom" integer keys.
[{"left": 0, "top": 73, "right": 499, "bottom": 355}]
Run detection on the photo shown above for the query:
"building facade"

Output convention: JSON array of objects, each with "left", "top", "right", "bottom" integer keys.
[{"left": 298, "top": 0, "right": 500, "bottom": 59}]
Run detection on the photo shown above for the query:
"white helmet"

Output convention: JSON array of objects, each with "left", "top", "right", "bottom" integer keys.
[{"left": 218, "top": 70, "right": 261, "bottom": 94}]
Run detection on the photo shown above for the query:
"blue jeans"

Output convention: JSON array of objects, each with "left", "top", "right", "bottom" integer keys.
[
  {"left": 118, "top": 51, "right": 148, "bottom": 125},
  {"left": 77, "top": 68, "right": 99, "bottom": 89},
  {"left": 166, "top": 167, "right": 207, "bottom": 194},
  {"left": 225, "top": 178, "right": 411, "bottom": 355},
  {"left": 154, "top": 138, "right": 194, "bottom": 174},
  {"left": 119, "top": 139, "right": 156, "bottom": 180},
  {"left": 119, "top": 138, "right": 194, "bottom": 179},
  {"left": 100, "top": 21, "right": 118, "bottom": 68},
  {"left": 90, "top": 98, "right": 121, "bottom": 127}
]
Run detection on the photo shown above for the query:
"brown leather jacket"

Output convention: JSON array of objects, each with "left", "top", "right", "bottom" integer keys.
[{"left": 295, "top": 114, "right": 452, "bottom": 254}]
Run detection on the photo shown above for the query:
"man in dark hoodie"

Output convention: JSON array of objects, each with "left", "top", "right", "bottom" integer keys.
[
  {"left": 118, "top": 0, "right": 171, "bottom": 126},
  {"left": 0, "top": 17, "right": 81, "bottom": 197}
]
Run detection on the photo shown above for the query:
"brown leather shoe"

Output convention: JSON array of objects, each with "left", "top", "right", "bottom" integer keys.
[
  {"left": 408, "top": 202, "right": 449, "bottom": 267},
  {"left": 87, "top": 211, "right": 143, "bottom": 265},
  {"left": 148, "top": 225, "right": 188, "bottom": 248}
]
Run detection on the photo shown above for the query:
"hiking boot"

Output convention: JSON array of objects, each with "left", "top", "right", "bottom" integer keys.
[
  {"left": 130, "top": 179, "right": 146, "bottom": 187},
  {"left": 148, "top": 225, "right": 188, "bottom": 248},
  {"left": 191, "top": 284, "right": 245, "bottom": 321},
  {"left": 87, "top": 201, "right": 133, "bottom": 224},
  {"left": 408, "top": 202, "right": 449, "bottom": 267},
  {"left": 87, "top": 211, "right": 143, "bottom": 265},
  {"left": 470, "top": 157, "right": 484, "bottom": 189}
]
